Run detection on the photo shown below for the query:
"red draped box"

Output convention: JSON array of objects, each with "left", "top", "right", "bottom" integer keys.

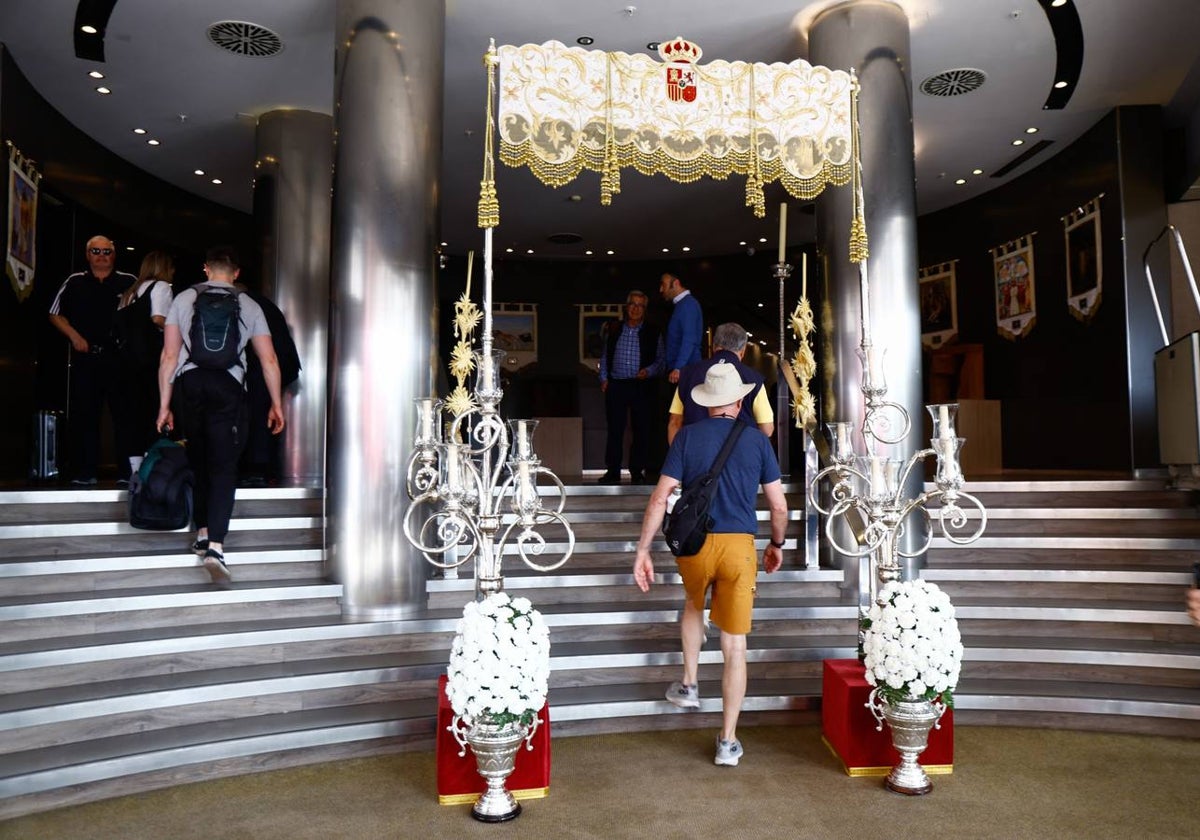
[
  {"left": 435, "top": 674, "right": 552, "bottom": 804},
  {"left": 821, "top": 658, "right": 954, "bottom": 777}
]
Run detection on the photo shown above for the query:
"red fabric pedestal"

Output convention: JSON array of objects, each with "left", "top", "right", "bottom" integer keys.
[
  {"left": 821, "top": 658, "right": 954, "bottom": 777},
  {"left": 435, "top": 674, "right": 552, "bottom": 805}
]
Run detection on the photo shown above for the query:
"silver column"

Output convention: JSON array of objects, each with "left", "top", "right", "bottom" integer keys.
[
  {"left": 254, "top": 109, "right": 333, "bottom": 484},
  {"left": 328, "top": 0, "right": 444, "bottom": 617},
  {"left": 810, "top": 1, "right": 923, "bottom": 576}
]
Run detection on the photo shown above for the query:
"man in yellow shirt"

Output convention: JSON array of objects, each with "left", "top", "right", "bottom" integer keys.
[{"left": 667, "top": 322, "right": 773, "bottom": 445}]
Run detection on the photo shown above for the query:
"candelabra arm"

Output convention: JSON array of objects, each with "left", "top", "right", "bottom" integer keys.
[{"left": 926, "top": 488, "right": 989, "bottom": 545}]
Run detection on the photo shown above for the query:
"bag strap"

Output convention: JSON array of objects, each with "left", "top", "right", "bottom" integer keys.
[{"left": 699, "top": 421, "right": 746, "bottom": 485}]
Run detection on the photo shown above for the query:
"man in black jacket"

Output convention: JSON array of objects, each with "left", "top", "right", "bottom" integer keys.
[{"left": 598, "top": 290, "right": 664, "bottom": 485}]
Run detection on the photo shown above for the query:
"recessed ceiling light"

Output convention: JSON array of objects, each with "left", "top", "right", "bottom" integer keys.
[
  {"left": 606, "top": 250, "right": 614, "bottom": 255},
  {"left": 662, "top": 248, "right": 669, "bottom": 253},
  {"left": 955, "top": 178, "right": 966, "bottom": 185},
  {"left": 211, "top": 178, "right": 222, "bottom": 184},
  {"left": 440, "top": 241, "right": 447, "bottom": 247},
  {"left": 526, "top": 249, "right": 534, "bottom": 254},
  {"left": 738, "top": 241, "right": 747, "bottom": 246},
  {"left": 80, "top": 25, "right": 98, "bottom": 34},
  {"left": 193, "top": 169, "right": 205, "bottom": 175},
  {"left": 133, "top": 128, "right": 146, "bottom": 135},
  {"left": 1025, "top": 127, "right": 1039, "bottom": 134},
  {"left": 647, "top": 42, "right": 660, "bottom": 51},
  {"left": 972, "top": 168, "right": 983, "bottom": 175},
  {"left": 147, "top": 139, "right": 160, "bottom": 146},
  {"left": 759, "top": 340, "right": 767, "bottom": 346},
  {"left": 1054, "top": 80, "right": 1069, "bottom": 89},
  {"left": 505, "top": 248, "right": 513, "bottom": 253},
  {"left": 88, "top": 70, "right": 104, "bottom": 79},
  {"left": 585, "top": 250, "right": 593, "bottom": 255},
  {"left": 681, "top": 246, "right": 691, "bottom": 252},
  {"left": 757, "top": 302, "right": 764, "bottom": 308},
  {"left": 1012, "top": 139, "right": 1024, "bottom": 146},
  {"left": 95, "top": 86, "right": 111, "bottom": 95},
  {"left": 1051, "top": 0, "right": 1067, "bottom": 6},
  {"left": 576, "top": 36, "right": 594, "bottom": 46},
  {"left": 758, "top": 237, "right": 767, "bottom": 243},
  {"left": 746, "top": 332, "right": 754, "bottom": 338},
  {"left": 125, "top": 246, "right": 135, "bottom": 251}
]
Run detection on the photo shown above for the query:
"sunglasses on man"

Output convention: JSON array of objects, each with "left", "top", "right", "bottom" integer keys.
[{"left": 89, "top": 247, "right": 114, "bottom": 256}]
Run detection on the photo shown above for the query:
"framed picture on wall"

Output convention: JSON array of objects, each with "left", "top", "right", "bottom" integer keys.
[
  {"left": 492, "top": 303, "right": 537, "bottom": 371},
  {"left": 578, "top": 304, "right": 623, "bottom": 369},
  {"left": 1064, "top": 195, "right": 1103, "bottom": 323},
  {"left": 919, "top": 261, "right": 958, "bottom": 349}
]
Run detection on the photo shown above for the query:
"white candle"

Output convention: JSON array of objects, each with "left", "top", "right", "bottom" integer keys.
[
  {"left": 802, "top": 251, "right": 808, "bottom": 299},
  {"left": 778, "top": 202, "right": 788, "bottom": 264},
  {"left": 938, "top": 405, "right": 953, "bottom": 440},
  {"left": 869, "top": 455, "right": 884, "bottom": 495}
]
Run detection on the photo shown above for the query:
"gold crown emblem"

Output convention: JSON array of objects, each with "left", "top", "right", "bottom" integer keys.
[{"left": 657, "top": 37, "right": 702, "bottom": 64}]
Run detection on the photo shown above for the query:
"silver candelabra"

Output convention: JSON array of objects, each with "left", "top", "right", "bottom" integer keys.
[
  {"left": 807, "top": 264, "right": 987, "bottom": 631},
  {"left": 403, "top": 230, "right": 575, "bottom": 596}
]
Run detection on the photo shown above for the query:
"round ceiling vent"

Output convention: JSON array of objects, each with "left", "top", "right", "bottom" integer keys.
[
  {"left": 207, "top": 21, "right": 284, "bottom": 57},
  {"left": 919, "top": 68, "right": 986, "bottom": 97},
  {"left": 547, "top": 232, "right": 584, "bottom": 245}
]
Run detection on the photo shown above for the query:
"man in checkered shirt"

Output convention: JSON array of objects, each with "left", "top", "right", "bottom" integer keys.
[{"left": 598, "top": 290, "right": 665, "bottom": 485}]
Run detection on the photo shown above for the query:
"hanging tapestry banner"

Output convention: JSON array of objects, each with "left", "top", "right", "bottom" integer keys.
[
  {"left": 991, "top": 234, "right": 1037, "bottom": 341},
  {"left": 919, "top": 261, "right": 958, "bottom": 349},
  {"left": 1063, "top": 195, "right": 1103, "bottom": 323},
  {"left": 6, "top": 143, "right": 40, "bottom": 302},
  {"left": 495, "top": 39, "right": 855, "bottom": 217}
]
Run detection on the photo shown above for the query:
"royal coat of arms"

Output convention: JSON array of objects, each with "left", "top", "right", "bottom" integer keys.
[{"left": 658, "top": 37, "right": 702, "bottom": 103}]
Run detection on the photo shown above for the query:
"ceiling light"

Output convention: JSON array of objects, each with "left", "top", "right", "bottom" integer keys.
[
  {"left": 647, "top": 42, "right": 660, "bottom": 51},
  {"left": 746, "top": 332, "right": 753, "bottom": 338},
  {"left": 759, "top": 340, "right": 767, "bottom": 346},
  {"left": 1012, "top": 139, "right": 1024, "bottom": 146},
  {"left": 193, "top": 169, "right": 205, "bottom": 175},
  {"left": 211, "top": 178, "right": 222, "bottom": 184},
  {"left": 95, "top": 86, "right": 111, "bottom": 94},
  {"left": 662, "top": 248, "right": 669, "bottom": 253},
  {"left": 681, "top": 246, "right": 691, "bottom": 252},
  {"left": 757, "top": 302, "right": 764, "bottom": 308},
  {"left": 147, "top": 139, "right": 160, "bottom": 146},
  {"left": 125, "top": 246, "right": 135, "bottom": 251},
  {"left": 738, "top": 241, "right": 747, "bottom": 246},
  {"left": 440, "top": 241, "right": 447, "bottom": 247},
  {"left": 88, "top": 71, "right": 104, "bottom": 79},
  {"left": 133, "top": 128, "right": 146, "bottom": 135},
  {"left": 576, "top": 36, "right": 594, "bottom": 46},
  {"left": 1025, "top": 127, "right": 1039, "bottom": 134},
  {"left": 505, "top": 248, "right": 513, "bottom": 253},
  {"left": 972, "top": 168, "right": 983, "bottom": 175},
  {"left": 758, "top": 237, "right": 767, "bottom": 243},
  {"left": 606, "top": 250, "right": 614, "bottom": 255},
  {"left": 80, "top": 25, "right": 98, "bottom": 34},
  {"left": 1051, "top": 0, "right": 1067, "bottom": 6},
  {"left": 526, "top": 249, "right": 534, "bottom": 254},
  {"left": 585, "top": 250, "right": 593, "bottom": 255},
  {"left": 955, "top": 178, "right": 966, "bottom": 185},
  {"left": 1054, "top": 80, "right": 1069, "bottom": 89}
]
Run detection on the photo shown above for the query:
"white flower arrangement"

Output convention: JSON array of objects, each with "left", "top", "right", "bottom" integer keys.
[
  {"left": 862, "top": 578, "right": 963, "bottom": 707},
  {"left": 447, "top": 592, "right": 551, "bottom": 727}
]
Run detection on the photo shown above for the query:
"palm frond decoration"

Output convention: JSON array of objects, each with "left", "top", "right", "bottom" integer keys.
[
  {"left": 790, "top": 298, "right": 814, "bottom": 339},
  {"left": 791, "top": 342, "right": 816, "bottom": 382},
  {"left": 443, "top": 384, "right": 476, "bottom": 419},
  {"left": 450, "top": 341, "right": 477, "bottom": 382},
  {"left": 454, "top": 294, "right": 483, "bottom": 340}
]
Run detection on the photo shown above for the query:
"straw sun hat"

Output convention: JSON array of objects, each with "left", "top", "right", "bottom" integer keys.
[{"left": 690, "top": 360, "right": 754, "bottom": 408}]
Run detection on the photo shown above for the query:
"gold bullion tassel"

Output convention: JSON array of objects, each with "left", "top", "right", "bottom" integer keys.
[
  {"left": 848, "top": 74, "right": 869, "bottom": 263},
  {"left": 745, "top": 70, "right": 766, "bottom": 218},
  {"left": 477, "top": 43, "right": 500, "bottom": 228},
  {"left": 600, "top": 53, "right": 618, "bottom": 206}
]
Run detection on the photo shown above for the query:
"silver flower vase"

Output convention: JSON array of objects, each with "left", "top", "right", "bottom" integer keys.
[
  {"left": 450, "top": 714, "right": 540, "bottom": 822},
  {"left": 866, "top": 688, "right": 946, "bottom": 795}
]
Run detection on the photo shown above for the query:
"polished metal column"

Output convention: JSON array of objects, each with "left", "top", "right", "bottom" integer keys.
[
  {"left": 254, "top": 109, "right": 333, "bottom": 484},
  {"left": 810, "top": 0, "right": 923, "bottom": 577},
  {"left": 328, "top": 0, "right": 444, "bottom": 617}
]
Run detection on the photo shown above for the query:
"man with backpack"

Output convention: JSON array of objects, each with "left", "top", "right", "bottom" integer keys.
[
  {"left": 156, "top": 246, "right": 285, "bottom": 587},
  {"left": 632, "top": 361, "right": 787, "bottom": 767}
]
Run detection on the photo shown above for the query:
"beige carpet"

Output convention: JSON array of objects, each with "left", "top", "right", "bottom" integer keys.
[{"left": 3, "top": 725, "right": 1199, "bottom": 840}]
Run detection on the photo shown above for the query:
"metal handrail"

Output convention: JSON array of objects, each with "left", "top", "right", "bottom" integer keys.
[{"left": 1142, "top": 225, "right": 1200, "bottom": 347}]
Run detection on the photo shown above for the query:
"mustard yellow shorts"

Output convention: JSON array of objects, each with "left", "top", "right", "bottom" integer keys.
[{"left": 675, "top": 533, "right": 757, "bottom": 635}]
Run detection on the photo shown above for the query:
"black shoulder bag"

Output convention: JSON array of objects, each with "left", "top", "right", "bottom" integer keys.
[{"left": 662, "top": 422, "right": 747, "bottom": 557}]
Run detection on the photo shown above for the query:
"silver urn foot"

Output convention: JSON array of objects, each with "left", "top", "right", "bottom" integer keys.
[
  {"left": 867, "top": 689, "right": 945, "bottom": 796},
  {"left": 451, "top": 715, "right": 539, "bottom": 822}
]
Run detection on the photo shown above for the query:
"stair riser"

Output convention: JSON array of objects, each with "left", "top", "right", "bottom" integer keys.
[
  {"left": 1, "top": 529, "right": 323, "bottom": 561},
  {"left": 2, "top": 563, "right": 326, "bottom": 597},
  {"left": 960, "top": 660, "right": 1200, "bottom": 688}
]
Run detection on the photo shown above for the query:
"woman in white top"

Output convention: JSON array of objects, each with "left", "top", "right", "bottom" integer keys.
[{"left": 115, "top": 251, "right": 175, "bottom": 479}]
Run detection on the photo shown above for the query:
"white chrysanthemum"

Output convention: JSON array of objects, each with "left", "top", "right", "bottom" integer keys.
[{"left": 861, "top": 579, "right": 962, "bottom": 705}]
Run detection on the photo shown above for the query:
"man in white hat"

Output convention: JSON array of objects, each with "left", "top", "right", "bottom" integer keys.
[{"left": 633, "top": 360, "right": 788, "bottom": 767}]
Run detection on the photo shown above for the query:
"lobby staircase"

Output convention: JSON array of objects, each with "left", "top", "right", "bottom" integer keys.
[{"left": 1, "top": 477, "right": 1198, "bottom": 817}]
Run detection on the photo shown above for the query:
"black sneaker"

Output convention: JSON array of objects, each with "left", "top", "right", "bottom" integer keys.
[
  {"left": 70, "top": 477, "right": 98, "bottom": 487},
  {"left": 192, "top": 538, "right": 210, "bottom": 557},
  {"left": 202, "top": 549, "right": 232, "bottom": 588},
  {"left": 597, "top": 472, "right": 622, "bottom": 485}
]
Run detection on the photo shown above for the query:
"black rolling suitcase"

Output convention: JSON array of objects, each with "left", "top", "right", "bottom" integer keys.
[{"left": 30, "top": 410, "right": 61, "bottom": 479}]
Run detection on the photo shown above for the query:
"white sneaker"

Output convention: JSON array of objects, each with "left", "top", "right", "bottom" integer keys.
[{"left": 715, "top": 737, "right": 743, "bottom": 767}]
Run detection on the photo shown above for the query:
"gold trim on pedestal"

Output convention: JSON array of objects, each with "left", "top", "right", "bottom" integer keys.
[
  {"left": 439, "top": 786, "right": 550, "bottom": 806},
  {"left": 821, "top": 736, "right": 953, "bottom": 778}
]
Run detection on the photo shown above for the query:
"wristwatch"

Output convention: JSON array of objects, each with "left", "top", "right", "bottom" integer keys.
[{"left": 769, "top": 538, "right": 785, "bottom": 548}]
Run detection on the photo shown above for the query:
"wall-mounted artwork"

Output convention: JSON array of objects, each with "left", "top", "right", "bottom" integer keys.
[
  {"left": 1063, "top": 195, "right": 1103, "bottom": 323},
  {"left": 492, "top": 303, "right": 537, "bottom": 371},
  {"left": 919, "top": 261, "right": 958, "bottom": 349},
  {"left": 578, "top": 304, "right": 623, "bottom": 369},
  {"left": 6, "top": 143, "right": 40, "bottom": 303},
  {"left": 991, "top": 233, "right": 1037, "bottom": 340}
]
